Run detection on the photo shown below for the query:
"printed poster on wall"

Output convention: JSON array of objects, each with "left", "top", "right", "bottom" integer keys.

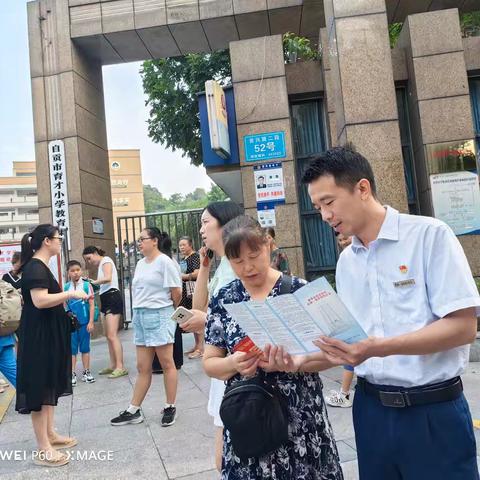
[
  {"left": 430, "top": 171, "right": 480, "bottom": 235},
  {"left": 257, "top": 204, "right": 276, "bottom": 228},
  {"left": 253, "top": 162, "right": 286, "bottom": 204}
]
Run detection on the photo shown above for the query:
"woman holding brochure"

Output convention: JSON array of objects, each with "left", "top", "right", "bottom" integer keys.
[{"left": 203, "top": 215, "right": 343, "bottom": 480}]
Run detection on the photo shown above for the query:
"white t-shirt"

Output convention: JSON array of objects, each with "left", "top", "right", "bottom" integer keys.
[
  {"left": 98, "top": 256, "right": 119, "bottom": 294},
  {"left": 132, "top": 254, "right": 182, "bottom": 309}
]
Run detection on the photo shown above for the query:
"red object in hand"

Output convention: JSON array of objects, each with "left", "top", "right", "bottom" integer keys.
[{"left": 234, "top": 336, "right": 263, "bottom": 355}]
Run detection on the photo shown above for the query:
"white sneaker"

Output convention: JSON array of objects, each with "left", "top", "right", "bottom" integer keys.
[
  {"left": 326, "top": 389, "right": 352, "bottom": 408},
  {"left": 71, "top": 372, "right": 77, "bottom": 387},
  {"left": 82, "top": 370, "right": 95, "bottom": 383}
]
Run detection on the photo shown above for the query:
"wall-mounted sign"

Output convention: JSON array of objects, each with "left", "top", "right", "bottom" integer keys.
[
  {"left": 205, "top": 80, "right": 230, "bottom": 159},
  {"left": 92, "top": 218, "right": 104, "bottom": 235},
  {"left": 257, "top": 203, "right": 276, "bottom": 228},
  {"left": 244, "top": 131, "right": 286, "bottom": 162},
  {"left": 254, "top": 162, "right": 286, "bottom": 204},
  {"left": 111, "top": 161, "right": 121, "bottom": 170},
  {"left": 430, "top": 171, "right": 480, "bottom": 235},
  {"left": 48, "top": 140, "right": 71, "bottom": 249}
]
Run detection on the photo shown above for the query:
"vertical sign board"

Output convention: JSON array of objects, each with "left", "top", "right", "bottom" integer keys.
[
  {"left": 205, "top": 80, "right": 230, "bottom": 159},
  {"left": 48, "top": 140, "right": 71, "bottom": 249}
]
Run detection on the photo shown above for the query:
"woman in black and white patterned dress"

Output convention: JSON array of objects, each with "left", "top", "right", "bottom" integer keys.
[{"left": 203, "top": 216, "right": 343, "bottom": 480}]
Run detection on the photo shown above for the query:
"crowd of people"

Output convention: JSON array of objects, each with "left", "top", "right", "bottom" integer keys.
[{"left": 1, "top": 146, "right": 479, "bottom": 478}]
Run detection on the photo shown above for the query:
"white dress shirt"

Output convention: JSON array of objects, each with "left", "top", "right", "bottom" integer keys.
[{"left": 336, "top": 206, "right": 480, "bottom": 387}]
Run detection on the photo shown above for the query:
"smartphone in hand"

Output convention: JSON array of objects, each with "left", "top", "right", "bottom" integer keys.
[{"left": 171, "top": 306, "right": 194, "bottom": 325}]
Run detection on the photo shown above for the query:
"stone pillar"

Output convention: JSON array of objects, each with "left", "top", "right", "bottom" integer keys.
[
  {"left": 229, "top": 35, "right": 305, "bottom": 278},
  {"left": 323, "top": 0, "right": 408, "bottom": 211},
  {"left": 398, "top": 8, "right": 480, "bottom": 274},
  {"left": 27, "top": 0, "right": 115, "bottom": 263},
  {"left": 319, "top": 27, "right": 337, "bottom": 147}
]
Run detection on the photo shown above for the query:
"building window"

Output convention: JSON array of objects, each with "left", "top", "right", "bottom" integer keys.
[
  {"left": 469, "top": 77, "right": 480, "bottom": 158},
  {"left": 396, "top": 86, "right": 419, "bottom": 214},
  {"left": 290, "top": 98, "right": 337, "bottom": 280}
]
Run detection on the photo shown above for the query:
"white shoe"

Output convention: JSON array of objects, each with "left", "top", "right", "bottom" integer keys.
[
  {"left": 326, "top": 389, "right": 352, "bottom": 408},
  {"left": 82, "top": 370, "right": 95, "bottom": 383},
  {"left": 71, "top": 373, "right": 77, "bottom": 387}
]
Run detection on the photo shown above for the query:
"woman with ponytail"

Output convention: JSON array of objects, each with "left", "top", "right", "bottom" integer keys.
[
  {"left": 16, "top": 224, "right": 90, "bottom": 467},
  {"left": 82, "top": 245, "right": 127, "bottom": 379}
]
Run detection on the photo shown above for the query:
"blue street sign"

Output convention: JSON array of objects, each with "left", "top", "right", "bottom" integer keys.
[{"left": 244, "top": 131, "right": 286, "bottom": 162}]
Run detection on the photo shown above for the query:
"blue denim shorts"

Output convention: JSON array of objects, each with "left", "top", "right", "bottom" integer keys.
[
  {"left": 132, "top": 306, "right": 176, "bottom": 347},
  {"left": 71, "top": 324, "right": 91, "bottom": 354}
]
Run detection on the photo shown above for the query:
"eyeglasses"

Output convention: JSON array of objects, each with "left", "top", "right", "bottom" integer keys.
[
  {"left": 51, "top": 236, "right": 64, "bottom": 242},
  {"left": 137, "top": 237, "right": 152, "bottom": 243}
]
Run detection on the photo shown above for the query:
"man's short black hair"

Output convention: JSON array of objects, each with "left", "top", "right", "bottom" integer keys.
[{"left": 301, "top": 146, "right": 377, "bottom": 197}]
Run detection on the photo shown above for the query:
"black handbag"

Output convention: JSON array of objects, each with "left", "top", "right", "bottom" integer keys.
[
  {"left": 219, "top": 275, "right": 293, "bottom": 459},
  {"left": 66, "top": 310, "right": 80, "bottom": 332}
]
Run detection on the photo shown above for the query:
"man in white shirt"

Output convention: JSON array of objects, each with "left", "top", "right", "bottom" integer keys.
[{"left": 301, "top": 146, "right": 480, "bottom": 480}]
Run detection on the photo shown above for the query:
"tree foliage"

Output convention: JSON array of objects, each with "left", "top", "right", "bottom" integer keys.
[
  {"left": 141, "top": 52, "right": 231, "bottom": 167},
  {"left": 143, "top": 183, "right": 227, "bottom": 214}
]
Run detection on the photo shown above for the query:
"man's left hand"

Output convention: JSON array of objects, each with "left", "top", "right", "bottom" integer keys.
[{"left": 313, "top": 336, "right": 382, "bottom": 366}]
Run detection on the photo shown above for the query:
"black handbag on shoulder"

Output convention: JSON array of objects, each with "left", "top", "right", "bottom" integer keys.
[{"left": 219, "top": 275, "right": 293, "bottom": 460}]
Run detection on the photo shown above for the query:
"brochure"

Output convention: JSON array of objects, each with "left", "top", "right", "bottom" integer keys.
[{"left": 223, "top": 277, "right": 367, "bottom": 355}]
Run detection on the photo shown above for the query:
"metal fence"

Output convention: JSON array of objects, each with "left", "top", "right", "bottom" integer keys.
[{"left": 116, "top": 209, "right": 204, "bottom": 327}]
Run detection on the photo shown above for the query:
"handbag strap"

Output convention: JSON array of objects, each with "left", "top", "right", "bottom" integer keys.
[{"left": 278, "top": 274, "right": 292, "bottom": 296}]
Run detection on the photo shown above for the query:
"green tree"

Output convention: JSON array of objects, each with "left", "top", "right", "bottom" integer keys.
[
  {"left": 141, "top": 52, "right": 231, "bottom": 167},
  {"left": 143, "top": 184, "right": 167, "bottom": 212},
  {"left": 207, "top": 184, "right": 228, "bottom": 202},
  {"left": 143, "top": 183, "right": 228, "bottom": 213}
]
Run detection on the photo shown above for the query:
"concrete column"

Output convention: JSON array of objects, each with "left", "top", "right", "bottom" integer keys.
[
  {"left": 230, "top": 35, "right": 305, "bottom": 278},
  {"left": 323, "top": 0, "right": 408, "bottom": 211},
  {"left": 27, "top": 0, "right": 114, "bottom": 262},
  {"left": 319, "top": 27, "right": 337, "bottom": 148},
  {"left": 398, "top": 8, "right": 480, "bottom": 274}
]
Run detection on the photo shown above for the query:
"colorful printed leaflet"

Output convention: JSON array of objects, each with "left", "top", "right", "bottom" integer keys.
[{"left": 224, "top": 277, "right": 367, "bottom": 355}]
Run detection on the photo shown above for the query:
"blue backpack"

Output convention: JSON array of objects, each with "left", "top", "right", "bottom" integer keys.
[{"left": 64, "top": 280, "right": 100, "bottom": 322}]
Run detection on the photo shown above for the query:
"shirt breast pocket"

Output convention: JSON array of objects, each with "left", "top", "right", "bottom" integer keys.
[{"left": 386, "top": 280, "right": 420, "bottom": 324}]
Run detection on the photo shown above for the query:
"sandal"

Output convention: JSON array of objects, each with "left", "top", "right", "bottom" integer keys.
[
  {"left": 50, "top": 437, "right": 78, "bottom": 450},
  {"left": 188, "top": 350, "right": 203, "bottom": 359},
  {"left": 33, "top": 450, "right": 69, "bottom": 467}
]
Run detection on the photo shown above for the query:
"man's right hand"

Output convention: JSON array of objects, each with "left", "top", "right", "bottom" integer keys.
[{"left": 181, "top": 309, "right": 207, "bottom": 333}]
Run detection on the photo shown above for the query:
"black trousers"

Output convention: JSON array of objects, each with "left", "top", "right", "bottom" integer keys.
[{"left": 152, "top": 324, "right": 183, "bottom": 371}]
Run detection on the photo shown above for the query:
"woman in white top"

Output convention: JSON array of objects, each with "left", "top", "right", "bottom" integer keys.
[
  {"left": 82, "top": 246, "right": 127, "bottom": 379},
  {"left": 110, "top": 228, "right": 182, "bottom": 428},
  {"left": 180, "top": 201, "right": 243, "bottom": 471}
]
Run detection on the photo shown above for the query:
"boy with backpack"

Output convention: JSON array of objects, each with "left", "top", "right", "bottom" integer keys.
[{"left": 65, "top": 260, "right": 98, "bottom": 386}]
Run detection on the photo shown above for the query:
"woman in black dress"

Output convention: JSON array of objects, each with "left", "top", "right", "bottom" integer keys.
[
  {"left": 16, "top": 224, "right": 90, "bottom": 467},
  {"left": 178, "top": 236, "right": 201, "bottom": 358}
]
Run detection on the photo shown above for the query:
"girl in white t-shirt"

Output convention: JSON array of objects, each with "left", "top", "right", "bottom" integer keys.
[
  {"left": 82, "top": 245, "right": 127, "bottom": 379},
  {"left": 110, "top": 228, "right": 182, "bottom": 428}
]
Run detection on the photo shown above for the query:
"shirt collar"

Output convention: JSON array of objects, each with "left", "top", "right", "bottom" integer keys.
[{"left": 351, "top": 206, "right": 399, "bottom": 253}]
